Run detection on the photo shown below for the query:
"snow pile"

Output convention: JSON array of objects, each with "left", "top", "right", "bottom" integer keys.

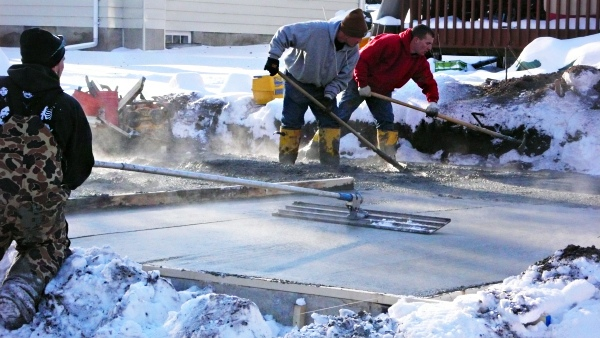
[
  {"left": 283, "top": 245, "right": 600, "bottom": 338},
  {"left": 164, "top": 65, "right": 600, "bottom": 175},
  {"left": 164, "top": 293, "right": 272, "bottom": 337},
  {"left": 285, "top": 310, "right": 398, "bottom": 337},
  {"left": 1, "top": 245, "right": 598, "bottom": 337},
  {"left": 562, "top": 65, "right": 600, "bottom": 97},
  {"left": 168, "top": 72, "right": 206, "bottom": 93},
  {"left": 513, "top": 36, "right": 600, "bottom": 72},
  {"left": 390, "top": 245, "right": 600, "bottom": 338},
  {"left": 0, "top": 246, "right": 278, "bottom": 337}
]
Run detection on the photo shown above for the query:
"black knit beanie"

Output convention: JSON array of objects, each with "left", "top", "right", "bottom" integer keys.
[
  {"left": 20, "top": 28, "right": 66, "bottom": 68},
  {"left": 340, "top": 8, "right": 368, "bottom": 38}
]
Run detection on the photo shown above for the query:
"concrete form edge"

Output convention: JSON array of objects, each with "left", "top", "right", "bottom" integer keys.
[
  {"left": 143, "top": 265, "right": 444, "bottom": 306},
  {"left": 68, "top": 177, "right": 355, "bottom": 211}
]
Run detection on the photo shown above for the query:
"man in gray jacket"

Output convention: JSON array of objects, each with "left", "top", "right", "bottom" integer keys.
[{"left": 264, "top": 9, "right": 368, "bottom": 166}]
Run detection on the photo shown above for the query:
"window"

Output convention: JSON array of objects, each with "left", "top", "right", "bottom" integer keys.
[{"left": 165, "top": 31, "right": 191, "bottom": 45}]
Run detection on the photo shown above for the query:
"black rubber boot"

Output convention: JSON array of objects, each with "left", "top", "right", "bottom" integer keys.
[{"left": 0, "top": 259, "right": 46, "bottom": 330}]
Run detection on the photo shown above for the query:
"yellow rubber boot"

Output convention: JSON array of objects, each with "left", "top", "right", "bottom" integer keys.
[
  {"left": 278, "top": 128, "right": 302, "bottom": 164},
  {"left": 319, "top": 128, "right": 341, "bottom": 167},
  {"left": 377, "top": 129, "right": 399, "bottom": 159}
]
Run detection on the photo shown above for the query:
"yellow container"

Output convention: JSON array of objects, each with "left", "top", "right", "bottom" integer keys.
[
  {"left": 252, "top": 75, "right": 284, "bottom": 104},
  {"left": 359, "top": 36, "right": 371, "bottom": 49}
]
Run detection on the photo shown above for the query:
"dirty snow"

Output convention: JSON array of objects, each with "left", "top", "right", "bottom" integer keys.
[{"left": 0, "top": 244, "right": 598, "bottom": 337}]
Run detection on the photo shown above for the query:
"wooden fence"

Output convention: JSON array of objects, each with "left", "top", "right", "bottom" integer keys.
[{"left": 372, "top": 0, "right": 599, "bottom": 57}]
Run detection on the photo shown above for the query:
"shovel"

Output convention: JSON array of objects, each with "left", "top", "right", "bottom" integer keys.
[
  {"left": 370, "top": 92, "right": 527, "bottom": 152},
  {"left": 277, "top": 71, "right": 407, "bottom": 171}
]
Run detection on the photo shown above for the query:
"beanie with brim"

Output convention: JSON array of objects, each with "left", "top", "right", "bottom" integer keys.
[
  {"left": 20, "top": 28, "right": 66, "bottom": 68},
  {"left": 340, "top": 8, "right": 368, "bottom": 38}
]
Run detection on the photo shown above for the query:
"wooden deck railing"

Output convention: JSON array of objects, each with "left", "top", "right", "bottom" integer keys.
[{"left": 372, "top": 0, "right": 599, "bottom": 57}]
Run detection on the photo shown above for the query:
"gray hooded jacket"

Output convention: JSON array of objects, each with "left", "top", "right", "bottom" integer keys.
[{"left": 268, "top": 20, "right": 359, "bottom": 98}]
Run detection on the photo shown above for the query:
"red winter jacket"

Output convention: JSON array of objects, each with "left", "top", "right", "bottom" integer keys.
[{"left": 354, "top": 29, "right": 439, "bottom": 103}]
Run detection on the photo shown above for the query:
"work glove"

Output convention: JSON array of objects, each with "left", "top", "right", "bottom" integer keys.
[
  {"left": 264, "top": 57, "right": 279, "bottom": 76},
  {"left": 318, "top": 94, "right": 335, "bottom": 113},
  {"left": 358, "top": 85, "right": 372, "bottom": 97},
  {"left": 425, "top": 102, "right": 439, "bottom": 118}
]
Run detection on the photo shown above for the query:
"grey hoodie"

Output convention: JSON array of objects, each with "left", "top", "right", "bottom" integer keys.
[{"left": 268, "top": 20, "right": 359, "bottom": 98}]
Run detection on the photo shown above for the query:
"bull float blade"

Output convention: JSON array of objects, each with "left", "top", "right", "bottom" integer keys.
[{"left": 273, "top": 202, "right": 450, "bottom": 234}]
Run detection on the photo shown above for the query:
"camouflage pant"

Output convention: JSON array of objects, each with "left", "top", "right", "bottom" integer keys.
[{"left": 0, "top": 116, "right": 70, "bottom": 284}]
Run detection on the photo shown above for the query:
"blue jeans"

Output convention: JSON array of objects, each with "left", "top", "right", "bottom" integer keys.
[
  {"left": 338, "top": 78, "right": 395, "bottom": 131},
  {"left": 280, "top": 73, "right": 338, "bottom": 130}
]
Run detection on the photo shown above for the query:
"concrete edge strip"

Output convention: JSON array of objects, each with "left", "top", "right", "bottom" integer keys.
[
  {"left": 68, "top": 177, "right": 355, "bottom": 212},
  {"left": 430, "top": 282, "right": 502, "bottom": 301},
  {"left": 143, "top": 265, "right": 445, "bottom": 306}
]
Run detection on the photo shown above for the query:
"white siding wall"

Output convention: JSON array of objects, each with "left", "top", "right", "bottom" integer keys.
[
  {"left": 0, "top": 0, "right": 164, "bottom": 29},
  {"left": 0, "top": 0, "right": 360, "bottom": 31},
  {"left": 104, "top": 0, "right": 125, "bottom": 28},
  {"left": 122, "top": 0, "right": 143, "bottom": 29},
  {"left": 104, "top": 0, "right": 167, "bottom": 29},
  {"left": 165, "top": 0, "right": 362, "bottom": 34},
  {"left": 146, "top": 0, "right": 168, "bottom": 30},
  {"left": 0, "top": 0, "right": 94, "bottom": 27},
  {"left": 0, "top": 0, "right": 133, "bottom": 29},
  {"left": 0, "top": 0, "right": 361, "bottom": 49}
]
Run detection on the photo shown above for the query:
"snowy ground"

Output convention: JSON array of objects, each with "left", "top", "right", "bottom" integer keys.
[
  {"left": 0, "top": 243, "right": 598, "bottom": 337},
  {"left": 1, "top": 29, "right": 599, "bottom": 337}
]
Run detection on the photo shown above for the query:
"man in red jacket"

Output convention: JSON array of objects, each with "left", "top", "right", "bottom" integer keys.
[{"left": 338, "top": 24, "right": 439, "bottom": 159}]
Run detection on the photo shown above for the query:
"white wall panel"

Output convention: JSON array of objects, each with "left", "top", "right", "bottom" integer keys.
[{"left": 165, "top": 0, "right": 361, "bottom": 34}]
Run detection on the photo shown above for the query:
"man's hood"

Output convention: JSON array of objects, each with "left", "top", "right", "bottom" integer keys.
[{"left": 7, "top": 64, "right": 62, "bottom": 94}]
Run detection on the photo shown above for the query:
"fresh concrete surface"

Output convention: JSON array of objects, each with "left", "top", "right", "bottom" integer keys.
[{"left": 67, "top": 188, "right": 600, "bottom": 297}]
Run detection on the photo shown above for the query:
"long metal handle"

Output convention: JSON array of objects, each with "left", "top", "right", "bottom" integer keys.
[
  {"left": 371, "top": 92, "right": 525, "bottom": 146},
  {"left": 277, "top": 71, "right": 407, "bottom": 171},
  {"left": 94, "top": 160, "right": 359, "bottom": 203}
]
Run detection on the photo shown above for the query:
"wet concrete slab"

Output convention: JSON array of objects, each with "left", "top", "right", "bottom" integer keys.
[{"left": 67, "top": 186, "right": 600, "bottom": 297}]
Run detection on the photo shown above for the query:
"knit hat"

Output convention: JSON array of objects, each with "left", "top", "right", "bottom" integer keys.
[
  {"left": 340, "top": 8, "right": 368, "bottom": 38},
  {"left": 20, "top": 28, "right": 66, "bottom": 68}
]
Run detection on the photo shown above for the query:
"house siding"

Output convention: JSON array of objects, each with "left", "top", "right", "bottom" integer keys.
[
  {"left": 0, "top": 0, "right": 361, "bottom": 50},
  {"left": 166, "top": 0, "right": 360, "bottom": 34}
]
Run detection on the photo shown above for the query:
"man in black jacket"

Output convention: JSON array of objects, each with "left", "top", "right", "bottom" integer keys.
[{"left": 0, "top": 28, "right": 94, "bottom": 330}]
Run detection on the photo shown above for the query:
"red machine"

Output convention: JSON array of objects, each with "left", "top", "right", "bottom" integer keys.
[{"left": 73, "top": 76, "right": 173, "bottom": 147}]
